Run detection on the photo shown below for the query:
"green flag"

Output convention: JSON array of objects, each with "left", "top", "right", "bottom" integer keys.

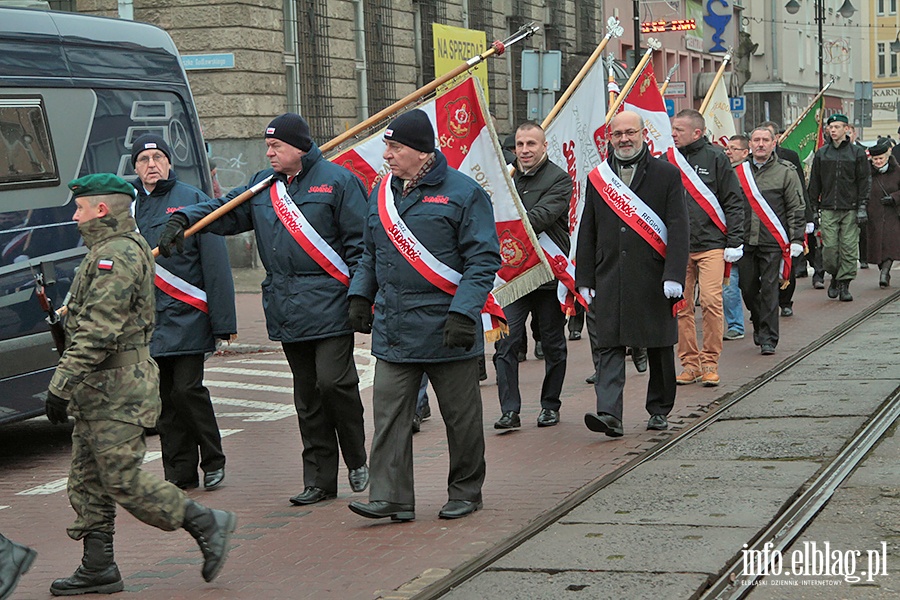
[{"left": 781, "top": 98, "right": 823, "bottom": 174}]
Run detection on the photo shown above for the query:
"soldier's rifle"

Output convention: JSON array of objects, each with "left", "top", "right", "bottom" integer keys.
[{"left": 33, "top": 269, "right": 66, "bottom": 356}]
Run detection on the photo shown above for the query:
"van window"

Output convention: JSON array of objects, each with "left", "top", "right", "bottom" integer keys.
[{"left": 0, "top": 96, "right": 59, "bottom": 190}]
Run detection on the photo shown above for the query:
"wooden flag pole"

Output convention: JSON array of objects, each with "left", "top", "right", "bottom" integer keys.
[
  {"left": 779, "top": 78, "right": 834, "bottom": 143},
  {"left": 321, "top": 23, "right": 539, "bottom": 154},
  {"left": 658, "top": 63, "right": 679, "bottom": 96},
  {"left": 541, "top": 17, "right": 623, "bottom": 128},
  {"left": 604, "top": 39, "right": 660, "bottom": 124},
  {"left": 698, "top": 50, "right": 732, "bottom": 115}
]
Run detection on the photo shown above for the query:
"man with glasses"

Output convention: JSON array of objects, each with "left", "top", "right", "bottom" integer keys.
[
  {"left": 667, "top": 109, "right": 744, "bottom": 387},
  {"left": 576, "top": 111, "right": 689, "bottom": 437},
  {"left": 722, "top": 135, "right": 750, "bottom": 341},
  {"left": 131, "top": 134, "right": 236, "bottom": 492}
]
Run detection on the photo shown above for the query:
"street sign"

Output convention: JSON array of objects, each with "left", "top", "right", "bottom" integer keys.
[
  {"left": 664, "top": 81, "right": 687, "bottom": 97},
  {"left": 181, "top": 53, "right": 234, "bottom": 70},
  {"left": 665, "top": 98, "right": 676, "bottom": 117},
  {"left": 729, "top": 96, "right": 745, "bottom": 112}
]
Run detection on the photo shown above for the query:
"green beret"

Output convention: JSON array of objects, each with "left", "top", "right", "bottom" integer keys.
[
  {"left": 68, "top": 173, "right": 136, "bottom": 199},
  {"left": 826, "top": 113, "right": 849, "bottom": 125}
]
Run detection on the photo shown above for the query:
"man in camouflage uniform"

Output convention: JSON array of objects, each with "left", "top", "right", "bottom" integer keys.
[{"left": 44, "top": 174, "right": 236, "bottom": 596}]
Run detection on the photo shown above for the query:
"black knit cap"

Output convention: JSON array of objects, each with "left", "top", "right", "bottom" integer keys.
[
  {"left": 869, "top": 137, "right": 891, "bottom": 157},
  {"left": 131, "top": 134, "right": 172, "bottom": 167},
  {"left": 384, "top": 109, "right": 435, "bottom": 153},
  {"left": 265, "top": 113, "right": 313, "bottom": 152}
]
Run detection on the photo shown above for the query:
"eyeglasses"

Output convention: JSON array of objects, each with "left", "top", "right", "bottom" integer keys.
[
  {"left": 609, "top": 129, "right": 641, "bottom": 140},
  {"left": 136, "top": 153, "right": 167, "bottom": 165}
]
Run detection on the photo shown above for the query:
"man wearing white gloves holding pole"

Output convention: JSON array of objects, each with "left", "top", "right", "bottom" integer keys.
[{"left": 575, "top": 111, "right": 690, "bottom": 437}]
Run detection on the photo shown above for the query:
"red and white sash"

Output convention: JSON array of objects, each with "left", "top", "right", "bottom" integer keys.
[
  {"left": 155, "top": 264, "right": 208, "bottom": 314},
  {"left": 666, "top": 147, "right": 731, "bottom": 278},
  {"left": 270, "top": 180, "right": 350, "bottom": 287},
  {"left": 376, "top": 175, "right": 507, "bottom": 339},
  {"left": 667, "top": 147, "right": 727, "bottom": 234},
  {"left": 735, "top": 162, "right": 791, "bottom": 281},
  {"left": 588, "top": 161, "right": 668, "bottom": 257}
]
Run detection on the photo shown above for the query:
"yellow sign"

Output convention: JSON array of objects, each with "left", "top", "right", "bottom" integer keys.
[{"left": 432, "top": 23, "right": 489, "bottom": 104}]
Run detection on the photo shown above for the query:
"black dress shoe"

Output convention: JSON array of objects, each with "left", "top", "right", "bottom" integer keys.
[
  {"left": 536, "top": 408, "right": 560, "bottom": 427},
  {"left": 289, "top": 486, "right": 337, "bottom": 506},
  {"left": 412, "top": 413, "right": 423, "bottom": 434},
  {"left": 647, "top": 414, "right": 668, "bottom": 430},
  {"left": 348, "top": 500, "right": 415, "bottom": 521},
  {"left": 760, "top": 344, "right": 776, "bottom": 355},
  {"left": 420, "top": 404, "right": 431, "bottom": 420},
  {"left": 631, "top": 347, "right": 648, "bottom": 373},
  {"left": 439, "top": 499, "right": 482, "bottom": 519},
  {"left": 494, "top": 411, "right": 520, "bottom": 429},
  {"left": 812, "top": 275, "right": 825, "bottom": 289},
  {"left": 203, "top": 468, "right": 225, "bottom": 490},
  {"left": 568, "top": 330, "right": 582, "bottom": 341},
  {"left": 585, "top": 372, "right": 597, "bottom": 384},
  {"left": 780, "top": 306, "right": 793, "bottom": 317},
  {"left": 516, "top": 350, "right": 526, "bottom": 362},
  {"left": 168, "top": 478, "right": 199, "bottom": 490},
  {"left": 348, "top": 465, "right": 369, "bottom": 493},
  {"left": 534, "top": 342, "right": 544, "bottom": 359},
  {"left": 584, "top": 412, "right": 623, "bottom": 437}
]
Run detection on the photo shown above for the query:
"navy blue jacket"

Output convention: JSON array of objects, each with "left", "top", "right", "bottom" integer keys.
[
  {"left": 179, "top": 144, "right": 367, "bottom": 343},
  {"left": 133, "top": 173, "right": 236, "bottom": 357},
  {"left": 349, "top": 151, "right": 501, "bottom": 362}
]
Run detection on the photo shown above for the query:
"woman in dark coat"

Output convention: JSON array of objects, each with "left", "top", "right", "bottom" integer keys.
[{"left": 866, "top": 138, "right": 900, "bottom": 287}]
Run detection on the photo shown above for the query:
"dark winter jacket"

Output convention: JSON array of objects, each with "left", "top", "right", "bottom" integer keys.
[
  {"left": 808, "top": 136, "right": 870, "bottom": 211},
  {"left": 665, "top": 137, "right": 744, "bottom": 252},
  {"left": 775, "top": 145, "right": 814, "bottom": 224},
  {"left": 738, "top": 154, "right": 805, "bottom": 250},
  {"left": 866, "top": 157, "right": 900, "bottom": 264},
  {"left": 134, "top": 172, "right": 236, "bottom": 357},
  {"left": 349, "top": 151, "right": 501, "bottom": 363},
  {"left": 575, "top": 148, "right": 690, "bottom": 348},
  {"left": 513, "top": 154, "right": 573, "bottom": 291},
  {"left": 178, "top": 143, "right": 368, "bottom": 343}
]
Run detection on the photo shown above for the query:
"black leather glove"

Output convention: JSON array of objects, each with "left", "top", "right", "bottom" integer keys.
[
  {"left": 856, "top": 207, "right": 868, "bottom": 225},
  {"left": 443, "top": 312, "right": 476, "bottom": 350},
  {"left": 46, "top": 390, "right": 69, "bottom": 424},
  {"left": 881, "top": 195, "right": 895, "bottom": 206},
  {"left": 158, "top": 213, "right": 189, "bottom": 258},
  {"left": 348, "top": 296, "right": 373, "bottom": 334}
]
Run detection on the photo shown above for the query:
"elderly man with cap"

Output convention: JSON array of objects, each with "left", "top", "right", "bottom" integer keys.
[
  {"left": 807, "top": 113, "right": 871, "bottom": 301},
  {"left": 158, "top": 114, "right": 370, "bottom": 506},
  {"left": 45, "top": 174, "right": 236, "bottom": 595},
  {"left": 347, "top": 109, "right": 500, "bottom": 522},
  {"left": 130, "top": 134, "right": 236, "bottom": 492}
]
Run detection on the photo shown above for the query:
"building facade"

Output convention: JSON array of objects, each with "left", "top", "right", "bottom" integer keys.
[{"left": 870, "top": 0, "right": 900, "bottom": 138}]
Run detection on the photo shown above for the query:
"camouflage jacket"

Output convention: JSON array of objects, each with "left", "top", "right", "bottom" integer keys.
[{"left": 49, "top": 208, "right": 159, "bottom": 426}]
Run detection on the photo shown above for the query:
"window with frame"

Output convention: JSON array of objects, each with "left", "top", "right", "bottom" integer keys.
[
  {"left": 893, "top": 51, "right": 899, "bottom": 76},
  {"left": 878, "top": 0, "right": 885, "bottom": 15},
  {"left": 878, "top": 43, "right": 886, "bottom": 77},
  {"left": 892, "top": 0, "right": 898, "bottom": 15},
  {"left": 0, "top": 97, "right": 59, "bottom": 190}
]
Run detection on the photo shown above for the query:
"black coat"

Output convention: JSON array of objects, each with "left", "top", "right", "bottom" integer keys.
[
  {"left": 775, "top": 145, "right": 814, "bottom": 223},
  {"left": 575, "top": 149, "right": 690, "bottom": 348},
  {"left": 808, "top": 137, "right": 871, "bottom": 211},
  {"left": 867, "top": 157, "right": 900, "bottom": 265}
]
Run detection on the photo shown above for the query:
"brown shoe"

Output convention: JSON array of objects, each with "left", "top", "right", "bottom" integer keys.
[
  {"left": 676, "top": 369, "right": 702, "bottom": 385},
  {"left": 700, "top": 366, "right": 720, "bottom": 387}
]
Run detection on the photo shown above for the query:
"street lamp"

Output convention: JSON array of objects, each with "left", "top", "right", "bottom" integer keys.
[
  {"left": 891, "top": 31, "right": 900, "bottom": 53},
  {"left": 784, "top": 0, "right": 856, "bottom": 91}
]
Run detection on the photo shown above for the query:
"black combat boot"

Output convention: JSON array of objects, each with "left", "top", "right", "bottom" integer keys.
[
  {"left": 50, "top": 532, "right": 124, "bottom": 596},
  {"left": 182, "top": 499, "right": 236, "bottom": 583},
  {"left": 0, "top": 534, "right": 37, "bottom": 600},
  {"left": 839, "top": 280, "right": 853, "bottom": 302}
]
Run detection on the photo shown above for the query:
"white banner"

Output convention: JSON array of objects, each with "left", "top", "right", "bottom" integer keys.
[{"left": 703, "top": 75, "right": 737, "bottom": 147}]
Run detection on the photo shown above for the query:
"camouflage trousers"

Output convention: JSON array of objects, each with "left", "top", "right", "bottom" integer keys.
[{"left": 66, "top": 419, "right": 186, "bottom": 540}]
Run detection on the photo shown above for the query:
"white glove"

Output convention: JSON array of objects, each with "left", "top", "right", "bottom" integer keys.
[
  {"left": 805, "top": 222, "right": 815, "bottom": 235},
  {"left": 790, "top": 242, "right": 804, "bottom": 258},
  {"left": 723, "top": 244, "right": 743, "bottom": 263},
  {"left": 578, "top": 287, "right": 595, "bottom": 306},
  {"left": 663, "top": 281, "right": 683, "bottom": 298}
]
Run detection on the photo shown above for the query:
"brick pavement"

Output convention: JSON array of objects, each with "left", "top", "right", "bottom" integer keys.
[{"left": 1, "top": 267, "right": 895, "bottom": 599}]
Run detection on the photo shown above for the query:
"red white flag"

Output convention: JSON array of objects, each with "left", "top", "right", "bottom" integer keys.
[
  {"left": 622, "top": 61, "right": 674, "bottom": 158},
  {"left": 329, "top": 77, "right": 552, "bottom": 313},
  {"left": 702, "top": 75, "right": 737, "bottom": 147}
]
